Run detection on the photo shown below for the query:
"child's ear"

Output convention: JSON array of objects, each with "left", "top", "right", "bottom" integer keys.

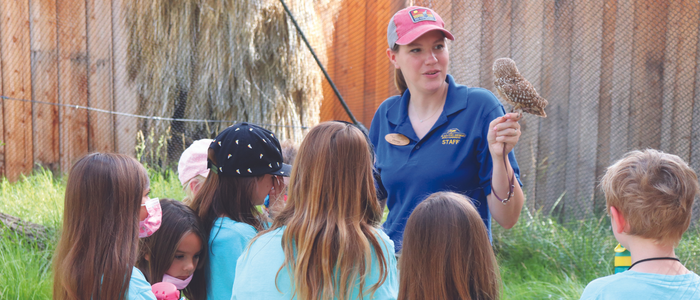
[
  {"left": 189, "top": 179, "right": 200, "bottom": 195},
  {"left": 144, "top": 253, "right": 151, "bottom": 262},
  {"left": 610, "top": 206, "right": 627, "bottom": 234}
]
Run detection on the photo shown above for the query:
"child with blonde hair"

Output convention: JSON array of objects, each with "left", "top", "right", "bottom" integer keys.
[
  {"left": 580, "top": 149, "right": 700, "bottom": 299},
  {"left": 232, "top": 121, "right": 398, "bottom": 300}
]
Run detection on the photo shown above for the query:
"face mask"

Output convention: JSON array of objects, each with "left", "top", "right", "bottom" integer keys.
[
  {"left": 162, "top": 273, "right": 193, "bottom": 290},
  {"left": 139, "top": 198, "right": 162, "bottom": 238}
]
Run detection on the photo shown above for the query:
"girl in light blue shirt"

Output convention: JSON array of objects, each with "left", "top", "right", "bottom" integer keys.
[
  {"left": 52, "top": 153, "right": 157, "bottom": 300},
  {"left": 232, "top": 121, "right": 399, "bottom": 300},
  {"left": 189, "top": 123, "right": 290, "bottom": 300}
]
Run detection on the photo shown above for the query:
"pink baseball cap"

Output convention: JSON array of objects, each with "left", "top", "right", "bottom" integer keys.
[
  {"left": 387, "top": 6, "right": 454, "bottom": 48},
  {"left": 178, "top": 139, "right": 214, "bottom": 186}
]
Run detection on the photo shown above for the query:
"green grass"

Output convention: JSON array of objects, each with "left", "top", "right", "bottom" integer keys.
[
  {"left": 2, "top": 169, "right": 700, "bottom": 299},
  {"left": 0, "top": 168, "right": 184, "bottom": 299},
  {"left": 493, "top": 210, "right": 700, "bottom": 299},
  {"left": 0, "top": 233, "right": 54, "bottom": 299},
  {"left": 0, "top": 168, "right": 64, "bottom": 229}
]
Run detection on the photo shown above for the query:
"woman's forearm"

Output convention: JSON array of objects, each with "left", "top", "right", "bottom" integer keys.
[{"left": 487, "top": 152, "right": 524, "bottom": 229}]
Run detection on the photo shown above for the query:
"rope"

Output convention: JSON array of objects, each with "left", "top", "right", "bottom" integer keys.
[
  {"left": 0, "top": 95, "right": 308, "bottom": 129},
  {"left": 278, "top": 0, "right": 360, "bottom": 127}
]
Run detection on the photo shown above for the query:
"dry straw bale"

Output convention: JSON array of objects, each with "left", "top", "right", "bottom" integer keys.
[{"left": 124, "top": 0, "right": 340, "bottom": 165}]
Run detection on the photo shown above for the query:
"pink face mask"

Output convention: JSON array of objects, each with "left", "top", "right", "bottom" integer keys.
[
  {"left": 162, "top": 273, "right": 193, "bottom": 290},
  {"left": 139, "top": 198, "right": 162, "bottom": 238}
]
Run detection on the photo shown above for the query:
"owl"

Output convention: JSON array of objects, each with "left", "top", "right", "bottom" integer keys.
[{"left": 493, "top": 58, "right": 548, "bottom": 118}]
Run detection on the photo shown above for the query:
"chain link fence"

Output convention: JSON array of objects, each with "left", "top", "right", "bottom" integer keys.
[{"left": 1, "top": 0, "right": 699, "bottom": 224}]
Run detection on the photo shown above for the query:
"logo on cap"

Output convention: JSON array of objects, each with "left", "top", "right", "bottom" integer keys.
[{"left": 410, "top": 9, "right": 436, "bottom": 23}]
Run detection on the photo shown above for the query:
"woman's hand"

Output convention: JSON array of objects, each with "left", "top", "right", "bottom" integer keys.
[
  {"left": 487, "top": 113, "right": 522, "bottom": 156},
  {"left": 267, "top": 175, "right": 287, "bottom": 219}
]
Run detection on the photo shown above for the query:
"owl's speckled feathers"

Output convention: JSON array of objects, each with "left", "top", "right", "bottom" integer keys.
[{"left": 493, "top": 58, "right": 548, "bottom": 118}]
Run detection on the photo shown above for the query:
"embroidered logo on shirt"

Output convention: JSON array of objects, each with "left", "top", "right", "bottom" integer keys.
[{"left": 441, "top": 128, "right": 466, "bottom": 145}]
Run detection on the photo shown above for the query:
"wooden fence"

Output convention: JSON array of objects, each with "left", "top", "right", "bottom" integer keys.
[
  {"left": 0, "top": 0, "right": 137, "bottom": 182},
  {"left": 1, "top": 0, "right": 699, "bottom": 219},
  {"left": 319, "top": 0, "right": 700, "bottom": 218}
]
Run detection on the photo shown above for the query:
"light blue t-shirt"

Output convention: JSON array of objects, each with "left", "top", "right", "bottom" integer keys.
[
  {"left": 207, "top": 217, "right": 259, "bottom": 300},
  {"left": 231, "top": 226, "right": 399, "bottom": 300},
  {"left": 580, "top": 270, "right": 700, "bottom": 299},
  {"left": 129, "top": 267, "right": 157, "bottom": 300}
]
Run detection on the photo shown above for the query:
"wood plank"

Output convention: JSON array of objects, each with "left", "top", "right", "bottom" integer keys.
[
  {"left": 86, "top": 0, "right": 114, "bottom": 153},
  {"left": 564, "top": 0, "right": 603, "bottom": 219},
  {"left": 661, "top": 0, "right": 697, "bottom": 160},
  {"left": 628, "top": 0, "right": 669, "bottom": 150},
  {"left": 479, "top": 0, "right": 511, "bottom": 92},
  {"left": 367, "top": 0, "right": 396, "bottom": 125},
  {"left": 536, "top": 0, "right": 573, "bottom": 216},
  {"left": 320, "top": 0, "right": 354, "bottom": 123},
  {"left": 0, "top": 19, "right": 4, "bottom": 179},
  {"left": 510, "top": 0, "right": 543, "bottom": 211},
  {"left": 57, "top": 0, "right": 89, "bottom": 171},
  {"left": 113, "top": 0, "right": 138, "bottom": 156},
  {"left": 691, "top": 12, "right": 700, "bottom": 223},
  {"left": 449, "top": 0, "right": 480, "bottom": 87},
  {"left": 362, "top": 0, "right": 385, "bottom": 127},
  {"left": 30, "top": 0, "right": 59, "bottom": 171},
  {"left": 339, "top": 0, "right": 366, "bottom": 123},
  {"left": 609, "top": 0, "right": 634, "bottom": 162},
  {"left": 1, "top": 0, "right": 34, "bottom": 182},
  {"left": 593, "top": 0, "right": 618, "bottom": 212}
]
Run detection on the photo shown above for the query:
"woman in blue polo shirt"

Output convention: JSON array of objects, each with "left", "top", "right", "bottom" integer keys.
[{"left": 370, "top": 6, "right": 525, "bottom": 253}]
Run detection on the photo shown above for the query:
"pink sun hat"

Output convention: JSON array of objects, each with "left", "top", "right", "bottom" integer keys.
[
  {"left": 178, "top": 139, "right": 214, "bottom": 186},
  {"left": 387, "top": 6, "right": 455, "bottom": 48}
]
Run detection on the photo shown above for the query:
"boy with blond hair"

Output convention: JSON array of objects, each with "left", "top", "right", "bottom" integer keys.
[{"left": 580, "top": 149, "right": 700, "bottom": 299}]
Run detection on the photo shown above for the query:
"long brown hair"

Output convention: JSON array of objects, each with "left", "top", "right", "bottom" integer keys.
[
  {"left": 189, "top": 149, "right": 265, "bottom": 235},
  {"left": 53, "top": 153, "right": 149, "bottom": 300},
  {"left": 391, "top": 44, "right": 408, "bottom": 95},
  {"left": 137, "top": 199, "right": 208, "bottom": 300},
  {"left": 398, "top": 192, "right": 501, "bottom": 300},
  {"left": 261, "top": 121, "right": 387, "bottom": 300}
]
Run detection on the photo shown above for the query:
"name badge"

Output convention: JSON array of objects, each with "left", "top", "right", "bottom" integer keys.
[{"left": 385, "top": 133, "right": 410, "bottom": 146}]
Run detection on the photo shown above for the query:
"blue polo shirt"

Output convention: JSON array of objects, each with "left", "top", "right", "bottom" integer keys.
[{"left": 369, "top": 74, "right": 521, "bottom": 252}]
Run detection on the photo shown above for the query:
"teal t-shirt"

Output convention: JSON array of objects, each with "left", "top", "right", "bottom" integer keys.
[
  {"left": 129, "top": 267, "right": 156, "bottom": 300},
  {"left": 207, "top": 217, "right": 259, "bottom": 300},
  {"left": 580, "top": 270, "right": 700, "bottom": 299},
  {"left": 231, "top": 226, "right": 399, "bottom": 300}
]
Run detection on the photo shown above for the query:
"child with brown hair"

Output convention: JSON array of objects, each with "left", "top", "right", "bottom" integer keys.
[
  {"left": 398, "top": 191, "right": 500, "bottom": 300},
  {"left": 53, "top": 153, "right": 157, "bottom": 300},
  {"left": 137, "top": 199, "right": 207, "bottom": 300},
  {"left": 189, "top": 122, "right": 289, "bottom": 300},
  {"left": 580, "top": 149, "right": 700, "bottom": 299}
]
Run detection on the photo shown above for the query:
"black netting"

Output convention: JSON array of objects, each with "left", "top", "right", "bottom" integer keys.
[{"left": 1, "top": 0, "right": 699, "bottom": 225}]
